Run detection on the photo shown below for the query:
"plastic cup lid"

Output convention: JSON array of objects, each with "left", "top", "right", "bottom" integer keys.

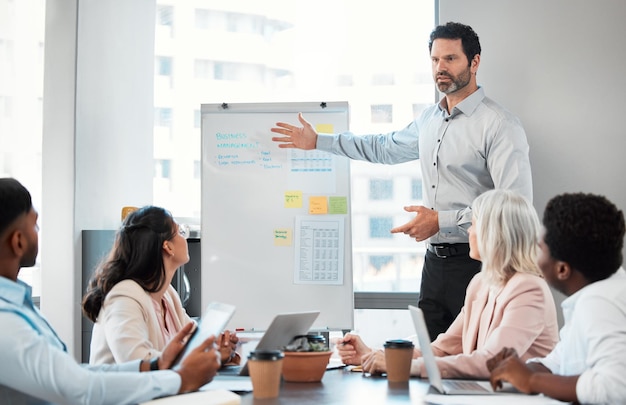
[
  {"left": 248, "top": 349, "right": 284, "bottom": 361},
  {"left": 383, "top": 339, "right": 414, "bottom": 349}
]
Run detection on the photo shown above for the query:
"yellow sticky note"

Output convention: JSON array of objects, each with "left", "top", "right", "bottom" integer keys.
[
  {"left": 284, "top": 190, "right": 303, "bottom": 208},
  {"left": 309, "top": 196, "right": 328, "bottom": 214},
  {"left": 273, "top": 228, "right": 292, "bottom": 246},
  {"left": 328, "top": 196, "right": 348, "bottom": 214},
  {"left": 315, "top": 123, "right": 334, "bottom": 134}
]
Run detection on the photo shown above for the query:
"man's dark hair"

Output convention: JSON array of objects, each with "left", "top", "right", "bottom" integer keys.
[
  {"left": 543, "top": 193, "right": 625, "bottom": 282},
  {"left": 429, "top": 22, "right": 481, "bottom": 66},
  {"left": 0, "top": 178, "right": 33, "bottom": 235}
]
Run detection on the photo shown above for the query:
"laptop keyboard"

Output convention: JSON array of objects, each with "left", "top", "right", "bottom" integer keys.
[{"left": 444, "top": 380, "right": 490, "bottom": 393}]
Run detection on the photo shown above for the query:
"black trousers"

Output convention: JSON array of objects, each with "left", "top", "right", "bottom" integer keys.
[{"left": 418, "top": 250, "right": 481, "bottom": 341}]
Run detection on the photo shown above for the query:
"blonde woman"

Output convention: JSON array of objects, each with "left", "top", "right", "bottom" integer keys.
[{"left": 337, "top": 189, "right": 559, "bottom": 379}]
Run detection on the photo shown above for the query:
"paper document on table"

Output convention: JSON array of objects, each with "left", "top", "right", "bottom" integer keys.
[
  {"left": 140, "top": 389, "right": 240, "bottom": 405},
  {"left": 425, "top": 393, "right": 571, "bottom": 404},
  {"left": 203, "top": 375, "right": 253, "bottom": 393}
]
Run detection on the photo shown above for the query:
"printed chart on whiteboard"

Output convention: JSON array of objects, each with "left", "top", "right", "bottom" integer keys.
[{"left": 294, "top": 216, "right": 345, "bottom": 285}]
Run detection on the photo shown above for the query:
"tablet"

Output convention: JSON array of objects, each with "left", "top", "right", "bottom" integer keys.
[{"left": 172, "top": 301, "right": 236, "bottom": 369}]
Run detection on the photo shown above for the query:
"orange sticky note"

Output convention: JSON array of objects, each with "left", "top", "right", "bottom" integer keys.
[{"left": 309, "top": 196, "right": 328, "bottom": 214}]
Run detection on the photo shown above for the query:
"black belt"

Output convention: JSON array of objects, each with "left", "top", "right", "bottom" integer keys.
[{"left": 427, "top": 243, "right": 470, "bottom": 258}]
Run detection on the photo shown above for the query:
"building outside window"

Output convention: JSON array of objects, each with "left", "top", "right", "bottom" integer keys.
[
  {"left": 152, "top": 0, "right": 435, "bottom": 346},
  {"left": 157, "top": 5, "right": 174, "bottom": 37},
  {"left": 195, "top": 9, "right": 210, "bottom": 29},
  {"left": 369, "top": 179, "right": 393, "bottom": 200},
  {"left": 0, "top": 0, "right": 46, "bottom": 297},
  {"left": 369, "top": 217, "right": 394, "bottom": 239},
  {"left": 3, "top": 0, "right": 435, "bottom": 346},
  {"left": 154, "top": 159, "right": 171, "bottom": 179},
  {"left": 155, "top": 107, "right": 172, "bottom": 128},
  {"left": 371, "top": 104, "right": 393, "bottom": 123},
  {"left": 156, "top": 56, "right": 173, "bottom": 88}
]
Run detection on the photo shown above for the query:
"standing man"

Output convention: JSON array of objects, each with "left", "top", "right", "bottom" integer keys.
[
  {"left": 487, "top": 193, "right": 626, "bottom": 404},
  {"left": 0, "top": 177, "right": 221, "bottom": 404},
  {"left": 271, "top": 22, "right": 532, "bottom": 340}
]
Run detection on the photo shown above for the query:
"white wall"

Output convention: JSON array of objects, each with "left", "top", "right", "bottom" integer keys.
[
  {"left": 439, "top": 0, "right": 626, "bottom": 324},
  {"left": 440, "top": 0, "right": 626, "bottom": 236},
  {"left": 42, "top": 0, "right": 155, "bottom": 357}
]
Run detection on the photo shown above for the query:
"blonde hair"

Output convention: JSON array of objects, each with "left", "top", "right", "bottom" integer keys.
[{"left": 472, "top": 189, "right": 542, "bottom": 285}]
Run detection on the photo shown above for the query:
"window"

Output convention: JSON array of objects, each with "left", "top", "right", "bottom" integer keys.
[
  {"left": 0, "top": 95, "right": 13, "bottom": 117},
  {"left": 1, "top": 0, "right": 46, "bottom": 297},
  {"left": 154, "top": 159, "right": 171, "bottom": 179},
  {"left": 153, "top": 0, "right": 435, "bottom": 294},
  {"left": 193, "top": 160, "right": 201, "bottom": 179},
  {"left": 226, "top": 12, "right": 264, "bottom": 35},
  {"left": 412, "top": 178, "right": 423, "bottom": 201},
  {"left": 194, "top": 109, "right": 201, "bottom": 128},
  {"left": 213, "top": 61, "right": 264, "bottom": 82},
  {"left": 371, "top": 104, "right": 393, "bottom": 123},
  {"left": 195, "top": 9, "right": 210, "bottom": 29},
  {"left": 412, "top": 103, "right": 429, "bottom": 118},
  {"left": 154, "top": 107, "right": 172, "bottom": 128},
  {"left": 371, "top": 73, "right": 395, "bottom": 86},
  {"left": 194, "top": 59, "right": 211, "bottom": 79},
  {"left": 369, "top": 217, "right": 394, "bottom": 239},
  {"left": 369, "top": 255, "right": 393, "bottom": 272},
  {"left": 156, "top": 56, "right": 172, "bottom": 76},
  {"left": 157, "top": 5, "right": 174, "bottom": 37},
  {"left": 0, "top": 39, "right": 15, "bottom": 78},
  {"left": 156, "top": 56, "right": 173, "bottom": 88},
  {"left": 369, "top": 179, "right": 393, "bottom": 200},
  {"left": 336, "top": 74, "right": 353, "bottom": 87}
]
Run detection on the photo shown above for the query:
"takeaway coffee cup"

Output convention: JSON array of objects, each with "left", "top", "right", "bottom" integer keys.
[
  {"left": 383, "top": 339, "right": 414, "bottom": 383},
  {"left": 247, "top": 349, "right": 284, "bottom": 399}
]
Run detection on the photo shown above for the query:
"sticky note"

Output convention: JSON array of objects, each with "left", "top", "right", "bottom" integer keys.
[
  {"left": 329, "top": 196, "right": 348, "bottom": 214},
  {"left": 273, "top": 228, "right": 292, "bottom": 246},
  {"left": 309, "top": 196, "right": 328, "bottom": 214},
  {"left": 284, "top": 190, "right": 303, "bottom": 208},
  {"left": 315, "top": 123, "right": 334, "bottom": 134}
]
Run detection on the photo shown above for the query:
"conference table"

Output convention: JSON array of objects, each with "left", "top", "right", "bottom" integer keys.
[
  {"left": 237, "top": 367, "right": 430, "bottom": 404},
  {"left": 232, "top": 367, "right": 569, "bottom": 405}
]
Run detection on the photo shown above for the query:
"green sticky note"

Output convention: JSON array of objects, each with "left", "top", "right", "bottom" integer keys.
[{"left": 329, "top": 196, "right": 348, "bottom": 214}]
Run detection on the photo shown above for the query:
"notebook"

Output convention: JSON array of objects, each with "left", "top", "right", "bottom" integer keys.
[
  {"left": 172, "top": 301, "right": 236, "bottom": 369},
  {"left": 408, "top": 305, "right": 519, "bottom": 395},
  {"left": 218, "top": 310, "right": 320, "bottom": 377}
]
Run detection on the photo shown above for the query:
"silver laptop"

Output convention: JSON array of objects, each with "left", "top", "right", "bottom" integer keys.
[
  {"left": 408, "top": 305, "right": 519, "bottom": 395},
  {"left": 220, "top": 310, "right": 320, "bottom": 377},
  {"left": 173, "top": 301, "right": 236, "bottom": 369}
]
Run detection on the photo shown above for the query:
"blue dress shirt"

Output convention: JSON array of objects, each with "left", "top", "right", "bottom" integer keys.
[
  {"left": 316, "top": 87, "right": 533, "bottom": 244},
  {"left": 0, "top": 277, "right": 181, "bottom": 405}
]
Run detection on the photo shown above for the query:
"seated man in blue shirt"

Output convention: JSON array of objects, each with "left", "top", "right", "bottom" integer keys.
[
  {"left": 487, "top": 192, "right": 626, "bottom": 404},
  {"left": 0, "top": 177, "right": 221, "bottom": 405}
]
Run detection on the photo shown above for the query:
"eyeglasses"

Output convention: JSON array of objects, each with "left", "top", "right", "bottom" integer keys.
[{"left": 178, "top": 223, "right": 190, "bottom": 239}]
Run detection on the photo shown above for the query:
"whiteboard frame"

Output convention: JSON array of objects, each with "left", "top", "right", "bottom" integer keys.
[{"left": 200, "top": 102, "right": 353, "bottom": 332}]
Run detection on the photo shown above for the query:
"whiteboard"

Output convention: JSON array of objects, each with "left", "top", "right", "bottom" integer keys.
[{"left": 200, "top": 102, "right": 353, "bottom": 332}]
